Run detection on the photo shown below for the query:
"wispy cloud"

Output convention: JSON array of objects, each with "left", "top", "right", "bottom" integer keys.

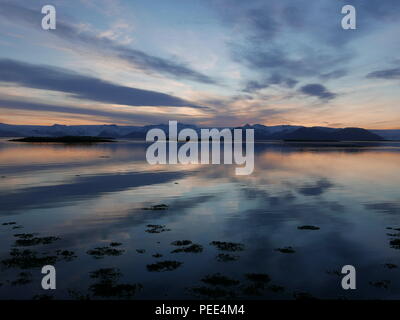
[
  {"left": 367, "top": 67, "right": 400, "bottom": 80},
  {"left": 243, "top": 74, "right": 298, "bottom": 93},
  {"left": 0, "top": 98, "right": 206, "bottom": 125},
  {"left": 0, "top": 59, "right": 204, "bottom": 108},
  {"left": 299, "top": 84, "right": 337, "bottom": 101},
  {"left": 0, "top": 2, "right": 216, "bottom": 84}
]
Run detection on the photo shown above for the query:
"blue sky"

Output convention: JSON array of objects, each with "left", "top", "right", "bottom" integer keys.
[{"left": 0, "top": 0, "right": 399, "bottom": 128}]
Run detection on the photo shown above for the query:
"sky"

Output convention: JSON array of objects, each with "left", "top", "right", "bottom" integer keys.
[{"left": 0, "top": 0, "right": 399, "bottom": 129}]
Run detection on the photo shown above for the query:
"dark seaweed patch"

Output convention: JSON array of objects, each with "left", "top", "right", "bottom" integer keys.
[
  {"left": 297, "top": 225, "right": 320, "bottom": 230},
  {"left": 89, "top": 268, "right": 142, "bottom": 298},
  {"left": 171, "top": 240, "right": 192, "bottom": 246},
  {"left": 142, "top": 204, "right": 169, "bottom": 211},
  {"left": 190, "top": 286, "right": 235, "bottom": 299},
  {"left": 384, "top": 263, "right": 398, "bottom": 269},
  {"left": 32, "top": 294, "right": 54, "bottom": 300},
  {"left": 56, "top": 250, "right": 77, "bottom": 261},
  {"left": 11, "top": 272, "right": 32, "bottom": 286},
  {"left": 146, "top": 260, "right": 182, "bottom": 272},
  {"left": 210, "top": 241, "right": 244, "bottom": 252},
  {"left": 145, "top": 225, "right": 171, "bottom": 233},
  {"left": 171, "top": 244, "right": 203, "bottom": 254},
  {"left": 136, "top": 249, "right": 146, "bottom": 254},
  {"left": 293, "top": 291, "right": 317, "bottom": 300},
  {"left": 387, "top": 227, "right": 400, "bottom": 231},
  {"left": 216, "top": 253, "right": 239, "bottom": 262},
  {"left": 201, "top": 273, "right": 239, "bottom": 287},
  {"left": 245, "top": 273, "right": 271, "bottom": 283},
  {"left": 274, "top": 246, "right": 295, "bottom": 254},
  {"left": 2, "top": 222, "right": 17, "bottom": 226},
  {"left": 269, "top": 285, "right": 285, "bottom": 293},
  {"left": 67, "top": 289, "right": 90, "bottom": 301},
  {"left": 90, "top": 282, "right": 142, "bottom": 298},
  {"left": 14, "top": 233, "right": 60, "bottom": 247},
  {"left": 87, "top": 246, "right": 125, "bottom": 259},
  {"left": 369, "top": 280, "right": 390, "bottom": 289},
  {"left": 110, "top": 242, "right": 122, "bottom": 247},
  {"left": 90, "top": 268, "right": 122, "bottom": 282},
  {"left": 1, "top": 249, "right": 58, "bottom": 269},
  {"left": 241, "top": 285, "right": 263, "bottom": 296},
  {"left": 152, "top": 253, "right": 163, "bottom": 258},
  {"left": 389, "top": 239, "right": 400, "bottom": 249}
]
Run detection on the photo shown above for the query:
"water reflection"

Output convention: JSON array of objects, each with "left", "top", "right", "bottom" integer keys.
[{"left": 0, "top": 139, "right": 400, "bottom": 299}]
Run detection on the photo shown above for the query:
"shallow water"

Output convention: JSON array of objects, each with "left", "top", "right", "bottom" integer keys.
[{"left": 0, "top": 138, "right": 400, "bottom": 300}]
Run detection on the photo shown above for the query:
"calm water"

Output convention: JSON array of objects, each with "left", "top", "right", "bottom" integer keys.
[{"left": 0, "top": 138, "right": 400, "bottom": 300}]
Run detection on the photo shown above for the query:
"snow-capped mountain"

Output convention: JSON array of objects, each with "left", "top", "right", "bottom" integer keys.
[{"left": 0, "top": 123, "right": 398, "bottom": 141}]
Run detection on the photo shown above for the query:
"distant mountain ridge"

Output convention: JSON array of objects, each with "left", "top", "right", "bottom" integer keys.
[{"left": 0, "top": 123, "right": 398, "bottom": 141}]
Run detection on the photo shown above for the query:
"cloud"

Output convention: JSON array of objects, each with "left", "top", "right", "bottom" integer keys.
[
  {"left": 367, "top": 67, "right": 400, "bottom": 80},
  {"left": 216, "top": 0, "right": 394, "bottom": 89},
  {"left": 0, "top": 2, "right": 216, "bottom": 84},
  {"left": 299, "top": 84, "right": 337, "bottom": 100},
  {"left": 0, "top": 59, "right": 203, "bottom": 108},
  {"left": 319, "top": 69, "right": 348, "bottom": 80},
  {"left": 0, "top": 98, "right": 208, "bottom": 125},
  {"left": 243, "top": 74, "right": 298, "bottom": 93}
]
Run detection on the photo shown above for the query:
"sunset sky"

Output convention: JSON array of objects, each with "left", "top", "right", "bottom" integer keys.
[{"left": 0, "top": 0, "right": 399, "bottom": 128}]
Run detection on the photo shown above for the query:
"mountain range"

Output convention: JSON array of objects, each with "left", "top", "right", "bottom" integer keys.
[{"left": 0, "top": 123, "right": 399, "bottom": 141}]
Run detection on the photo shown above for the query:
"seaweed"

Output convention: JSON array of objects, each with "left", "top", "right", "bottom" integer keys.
[
  {"left": 145, "top": 224, "right": 171, "bottom": 233},
  {"left": 32, "top": 294, "right": 54, "bottom": 300},
  {"left": 297, "top": 225, "right": 320, "bottom": 230},
  {"left": 384, "top": 263, "right": 398, "bottom": 269},
  {"left": 11, "top": 272, "right": 32, "bottom": 286},
  {"left": 90, "top": 268, "right": 122, "bottom": 282},
  {"left": 274, "top": 246, "right": 296, "bottom": 254},
  {"left": 171, "top": 240, "right": 192, "bottom": 246},
  {"left": 369, "top": 280, "right": 390, "bottom": 289},
  {"left": 201, "top": 273, "right": 239, "bottom": 287},
  {"left": 387, "top": 227, "right": 400, "bottom": 231},
  {"left": 142, "top": 204, "right": 169, "bottom": 211},
  {"left": 136, "top": 249, "right": 146, "bottom": 254},
  {"left": 190, "top": 286, "right": 235, "bottom": 299},
  {"left": 389, "top": 238, "right": 400, "bottom": 249},
  {"left": 1, "top": 249, "right": 58, "bottom": 269},
  {"left": 2, "top": 222, "right": 17, "bottom": 226},
  {"left": 152, "top": 253, "right": 163, "bottom": 258},
  {"left": 245, "top": 273, "right": 270, "bottom": 284},
  {"left": 56, "top": 250, "right": 77, "bottom": 261},
  {"left": 67, "top": 289, "right": 91, "bottom": 301},
  {"left": 216, "top": 253, "right": 239, "bottom": 262},
  {"left": 210, "top": 241, "right": 244, "bottom": 252},
  {"left": 171, "top": 244, "right": 203, "bottom": 253},
  {"left": 87, "top": 246, "right": 125, "bottom": 259},
  {"left": 241, "top": 285, "right": 263, "bottom": 296},
  {"left": 269, "top": 285, "right": 285, "bottom": 293},
  {"left": 109, "top": 242, "right": 122, "bottom": 247},
  {"left": 146, "top": 260, "right": 183, "bottom": 272},
  {"left": 293, "top": 291, "right": 317, "bottom": 300},
  {"left": 89, "top": 282, "right": 142, "bottom": 298},
  {"left": 14, "top": 234, "right": 60, "bottom": 247},
  {"left": 88, "top": 267, "right": 142, "bottom": 298}
]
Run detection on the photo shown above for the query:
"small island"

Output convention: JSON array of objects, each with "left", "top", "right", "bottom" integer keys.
[{"left": 10, "top": 136, "right": 115, "bottom": 143}]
